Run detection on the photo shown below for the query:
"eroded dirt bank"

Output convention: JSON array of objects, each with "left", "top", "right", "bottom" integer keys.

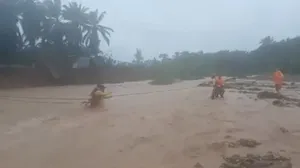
[{"left": 0, "top": 80, "right": 300, "bottom": 168}]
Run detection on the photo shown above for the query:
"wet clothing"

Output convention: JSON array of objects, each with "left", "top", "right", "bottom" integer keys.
[
  {"left": 273, "top": 70, "right": 284, "bottom": 92},
  {"left": 215, "top": 77, "right": 224, "bottom": 87},
  {"left": 273, "top": 70, "right": 284, "bottom": 85},
  {"left": 90, "top": 87, "right": 105, "bottom": 108},
  {"left": 211, "top": 77, "right": 216, "bottom": 86},
  {"left": 211, "top": 85, "right": 225, "bottom": 99},
  {"left": 275, "top": 84, "right": 282, "bottom": 92},
  {"left": 211, "top": 77, "right": 225, "bottom": 99}
]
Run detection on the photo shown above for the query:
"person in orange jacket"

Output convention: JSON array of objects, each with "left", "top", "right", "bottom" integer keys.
[
  {"left": 273, "top": 68, "right": 284, "bottom": 94},
  {"left": 215, "top": 76, "right": 224, "bottom": 88},
  {"left": 211, "top": 76, "right": 225, "bottom": 99},
  {"left": 216, "top": 76, "right": 225, "bottom": 98}
]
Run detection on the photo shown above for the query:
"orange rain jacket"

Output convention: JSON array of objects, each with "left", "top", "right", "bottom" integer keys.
[
  {"left": 273, "top": 70, "right": 284, "bottom": 85},
  {"left": 215, "top": 77, "right": 224, "bottom": 87}
]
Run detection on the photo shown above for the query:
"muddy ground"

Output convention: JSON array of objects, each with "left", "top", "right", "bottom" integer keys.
[{"left": 0, "top": 79, "right": 300, "bottom": 168}]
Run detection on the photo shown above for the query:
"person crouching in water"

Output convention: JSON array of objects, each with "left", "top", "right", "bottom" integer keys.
[{"left": 89, "top": 84, "right": 106, "bottom": 108}]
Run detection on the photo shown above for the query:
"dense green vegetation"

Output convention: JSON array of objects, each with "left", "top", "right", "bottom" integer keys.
[
  {"left": 1, "top": 0, "right": 300, "bottom": 85},
  {"left": 0, "top": 0, "right": 113, "bottom": 79},
  {"left": 131, "top": 36, "right": 300, "bottom": 83}
]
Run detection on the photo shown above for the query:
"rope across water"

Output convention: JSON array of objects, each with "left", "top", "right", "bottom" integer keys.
[{"left": 0, "top": 86, "right": 199, "bottom": 104}]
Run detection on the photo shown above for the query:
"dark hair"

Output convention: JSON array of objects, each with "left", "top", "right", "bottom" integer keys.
[{"left": 97, "top": 84, "right": 105, "bottom": 89}]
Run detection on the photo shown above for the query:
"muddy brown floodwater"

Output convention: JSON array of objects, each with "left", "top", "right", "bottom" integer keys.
[{"left": 0, "top": 80, "right": 300, "bottom": 168}]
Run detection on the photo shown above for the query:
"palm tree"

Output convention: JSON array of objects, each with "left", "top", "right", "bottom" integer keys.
[
  {"left": 41, "top": 0, "right": 64, "bottom": 45},
  {"left": 20, "top": 0, "right": 46, "bottom": 47},
  {"left": 33, "top": 0, "right": 69, "bottom": 80},
  {"left": 0, "top": 0, "right": 23, "bottom": 64},
  {"left": 260, "top": 36, "right": 275, "bottom": 47},
  {"left": 62, "top": 2, "right": 89, "bottom": 26},
  {"left": 84, "top": 10, "right": 114, "bottom": 56},
  {"left": 158, "top": 53, "right": 169, "bottom": 61},
  {"left": 62, "top": 2, "right": 89, "bottom": 46},
  {"left": 133, "top": 48, "right": 144, "bottom": 64},
  {"left": 43, "top": 0, "right": 61, "bottom": 19}
]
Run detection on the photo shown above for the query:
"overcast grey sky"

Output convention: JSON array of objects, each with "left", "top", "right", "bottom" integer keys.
[{"left": 65, "top": 0, "right": 300, "bottom": 62}]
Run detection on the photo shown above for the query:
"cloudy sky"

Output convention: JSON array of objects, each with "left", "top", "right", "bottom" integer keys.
[{"left": 64, "top": 0, "right": 300, "bottom": 61}]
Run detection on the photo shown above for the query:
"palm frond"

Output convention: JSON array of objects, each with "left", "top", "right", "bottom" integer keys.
[
  {"left": 97, "top": 25, "right": 114, "bottom": 32},
  {"left": 97, "top": 11, "right": 106, "bottom": 23},
  {"left": 97, "top": 28, "right": 111, "bottom": 37},
  {"left": 62, "top": 4, "right": 68, "bottom": 10},
  {"left": 100, "top": 31, "right": 110, "bottom": 46},
  {"left": 83, "top": 31, "right": 91, "bottom": 45}
]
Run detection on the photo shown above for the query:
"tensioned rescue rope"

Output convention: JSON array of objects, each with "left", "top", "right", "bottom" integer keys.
[{"left": 0, "top": 86, "right": 200, "bottom": 104}]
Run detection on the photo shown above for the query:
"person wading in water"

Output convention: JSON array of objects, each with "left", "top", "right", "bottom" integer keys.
[
  {"left": 273, "top": 68, "right": 284, "bottom": 94},
  {"left": 89, "top": 84, "right": 106, "bottom": 108}
]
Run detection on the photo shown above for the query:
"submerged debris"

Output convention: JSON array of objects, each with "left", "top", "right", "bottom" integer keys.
[
  {"left": 279, "top": 127, "right": 289, "bottom": 133},
  {"left": 220, "top": 152, "right": 292, "bottom": 168},
  {"left": 209, "top": 139, "right": 261, "bottom": 149},
  {"left": 197, "top": 82, "right": 211, "bottom": 87},
  {"left": 287, "top": 86, "right": 298, "bottom": 89},
  {"left": 238, "top": 90, "right": 256, "bottom": 94},
  {"left": 224, "top": 135, "right": 232, "bottom": 139},
  {"left": 227, "top": 142, "right": 238, "bottom": 148},
  {"left": 255, "top": 92, "right": 300, "bottom": 107},
  {"left": 272, "top": 99, "right": 300, "bottom": 108},
  {"left": 257, "top": 91, "right": 284, "bottom": 99},
  {"left": 272, "top": 100, "right": 287, "bottom": 107},
  {"left": 225, "top": 77, "right": 237, "bottom": 82},
  {"left": 194, "top": 162, "right": 204, "bottom": 168},
  {"left": 237, "top": 138, "right": 261, "bottom": 148},
  {"left": 227, "top": 139, "right": 261, "bottom": 148},
  {"left": 247, "top": 87, "right": 262, "bottom": 91}
]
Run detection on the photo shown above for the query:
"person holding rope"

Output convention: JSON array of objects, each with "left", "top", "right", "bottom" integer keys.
[
  {"left": 88, "top": 83, "right": 108, "bottom": 108},
  {"left": 210, "top": 74, "right": 217, "bottom": 98},
  {"left": 211, "top": 75, "right": 225, "bottom": 99}
]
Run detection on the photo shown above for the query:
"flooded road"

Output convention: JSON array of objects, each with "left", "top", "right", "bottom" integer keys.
[{"left": 0, "top": 80, "right": 300, "bottom": 168}]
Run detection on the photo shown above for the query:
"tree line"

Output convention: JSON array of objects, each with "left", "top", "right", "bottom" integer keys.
[
  {"left": 129, "top": 36, "right": 300, "bottom": 83},
  {"left": 1, "top": 0, "right": 300, "bottom": 85}
]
